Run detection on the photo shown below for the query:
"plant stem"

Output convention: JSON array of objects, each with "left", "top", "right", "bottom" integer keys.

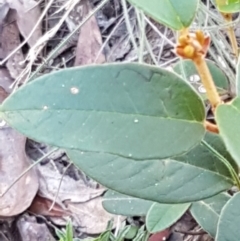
[
  {"left": 222, "top": 13, "right": 239, "bottom": 58},
  {"left": 202, "top": 140, "right": 240, "bottom": 189},
  {"left": 193, "top": 56, "right": 221, "bottom": 109},
  {"left": 204, "top": 121, "right": 219, "bottom": 134}
]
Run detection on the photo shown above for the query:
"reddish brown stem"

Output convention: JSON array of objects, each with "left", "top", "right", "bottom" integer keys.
[{"left": 204, "top": 121, "right": 219, "bottom": 134}]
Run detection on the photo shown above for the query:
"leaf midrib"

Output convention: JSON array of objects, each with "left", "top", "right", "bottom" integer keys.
[{"left": 1, "top": 109, "right": 204, "bottom": 124}]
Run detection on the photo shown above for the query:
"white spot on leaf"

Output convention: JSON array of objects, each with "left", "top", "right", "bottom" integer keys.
[
  {"left": 189, "top": 74, "right": 200, "bottom": 82},
  {"left": 70, "top": 87, "right": 79, "bottom": 94},
  {"left": 198, "top": 85, "right": 206, "bottom": 93}
]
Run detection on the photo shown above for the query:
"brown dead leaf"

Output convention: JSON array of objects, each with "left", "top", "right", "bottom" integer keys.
[
  {"left": 0, "top": 87, "right": 38, "bottom": 217},
  {"left": 7, "top": 0, "right": 42, "bottom": 47},
  {"left": 62, "top": 197, "right": 123, "bottom": 234},
  {"left": 0, "top": 86, "right": 8, "bottom": 102},
  {"left": 37, "top": 163, "right": 123, "bottom": 234},
  {"left": 74, "top": 0, "right": 105, "bottom": 66},
  {"left": 17, "top": 214, "right": 56, "bottom": 241},
  {"left": 1, "top": 9, "right": 26, "bottom": 80},
  {"left": 0, "top": 2, "right": 9, "bottom": 26},
  {"left": 29, "top": 195, "right": 70, "bottom": 217},
  {"left": 0, "top": 67, "right": 14, "bottom": 93},
  {"left": 0, "top": 126, "right": 39, "bottom": 216},
  {"left": 37, "top": 164, "right": 105, "bottom": 204}
]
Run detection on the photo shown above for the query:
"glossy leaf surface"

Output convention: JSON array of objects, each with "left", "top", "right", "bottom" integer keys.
[
  {"left": 67, "top": 132, "right": 233, "bottom": 204},
  {"left": 0, "top": 63, "right": 205, "bottom": 160}
]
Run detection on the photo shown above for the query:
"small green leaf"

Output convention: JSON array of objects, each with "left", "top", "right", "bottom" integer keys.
[
  {"left": 173, "top": 59, "right": 230, "bottom": 101},
  {"left": 67, "top": 142, "right": 233, "bottom": 204},
  {"left": 93, "top": 231, "right": 111, "bottom": 241},
  {"left": 0, "top": 63, "right": 205, "bottom": 160},
  {"left": 102, "top": 190, "right": 153, "bottom": 216},
  {"left": 216, "top": 97, "right": 240, "bottom": 166},
  {"left": 190, "top": 193, "right": 230, "bottom": 238},
  {"left": 216, "top": 193, "right": 240, "bottom": 241},
  {"left": 216, "top": 0, "right": 240, "bottom": 13},
  {"left": 127, "top": 0, "right": 199, "bottom": 30},
  {"left": 146, "top": 203, "right": 190, "bottom": 233},
  {"left": 124, "top": 226, "right": 139, "bottom": 240},
  {"left": 66, "top": 221, "right": 74, "bottom": 241}
]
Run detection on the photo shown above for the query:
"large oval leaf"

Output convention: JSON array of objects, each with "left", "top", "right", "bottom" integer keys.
[
  {"left": 127, "top": 0, "right": 199, "bottom": 30},
  {"left": 146, "top": 203, "right": 190, "bottom": 233},
  {"left": 190, "top": 193, "right": 230, "bottom": 238},
  {"left": 216, "top": 97, "right": 240, "bottom": 166},
  {"left": 102, "top": 190, "right": 153, "bottom": 216},
  {"left": 67, "top": 134, "right": 233, "bottom": 203},
  {"left": 0, "top": 63, "right": 205, "bottom": 160},
  {"left": 216, "top": 193, "right": 240, "bottom": 241}
]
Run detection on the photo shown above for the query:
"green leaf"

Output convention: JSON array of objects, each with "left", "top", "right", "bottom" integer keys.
[
  {"left": 216, "top": 0, "right": 240, "bottom": 13},
  {"left": 93, "top": 231, "right": 111, "bottom": 241},
  {"left": 146, "top": 203, "right": 190, "bottom": 233},
  {"left": 237, "top": 57, "right": 240, "bottom": 96},
  {"left": 175, "top": 132, "right": 238, "bottom": 179},
  {"left": 102, "top": 190, "right": 153, "bottom": 216},
  {"left": 173, "top": 59, "right": 230, "bottom": 101},
  {"left": 67, "top": 134, "right": 233, "bottom": 203},
  {"left": 127, "top": 0, "right": 199, "bottom": 30},
  {"left": 123, "top": 226, "right": 139, "bottom": 240},
  {"left": 0, "top": 63, "right": 205, "bottom": 160},
  {"left": 216, "top": 193, "right": 240, "bottom": 241},
  {"left": 216, "top": 97, "right": 240, "bottom": 166},
  {"left": 190, "top": 193, "right": 230, "bottom": 238},
  {"left": 66, "top": 221, "right": 74, "bottom": 241}
]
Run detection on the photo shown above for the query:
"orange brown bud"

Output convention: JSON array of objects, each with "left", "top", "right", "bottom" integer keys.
[
  {"left": 183, "top": 45, "right": 195, "bottom": 58},
  {"left": 196, "top": 30, "right": 205, "bottom": 46},
  {"left": 178, "top": 35, "right": 189, "bottom": 46}
]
